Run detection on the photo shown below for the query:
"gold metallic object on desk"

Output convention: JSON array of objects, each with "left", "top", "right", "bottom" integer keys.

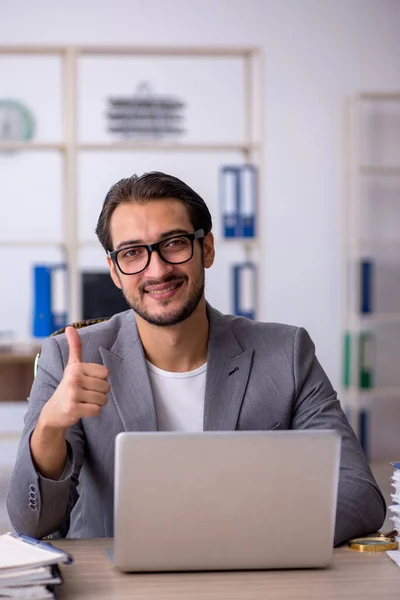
[{"left": 348, "top": 529, "right": 398, "bottom": 552}]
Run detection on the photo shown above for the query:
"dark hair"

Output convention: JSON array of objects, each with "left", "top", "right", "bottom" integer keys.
[{"left": 95, "top": 171, "right": 213, "bottom": 251}]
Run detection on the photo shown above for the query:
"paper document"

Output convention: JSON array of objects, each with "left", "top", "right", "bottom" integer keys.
[
  {"left": 387, "top": 550, "right": 400, "bottom": 568},
  {"left": 0, "top": 533, "right": 70, "bottom": 599},
  {"left": 0, "top": 534, "right": 71, "bottom": 572}
]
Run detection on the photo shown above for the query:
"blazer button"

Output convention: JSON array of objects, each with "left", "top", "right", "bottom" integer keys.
[
  {"left": 29, "top": 501, "right": 38, "bottom": 511},
  {"left": 29, "top": 484, "right": 37, "bottom": 493}
]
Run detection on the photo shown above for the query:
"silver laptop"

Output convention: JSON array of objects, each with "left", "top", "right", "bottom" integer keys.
[{"left": 113, "top": 430, "right": 341, "bottom": 572}]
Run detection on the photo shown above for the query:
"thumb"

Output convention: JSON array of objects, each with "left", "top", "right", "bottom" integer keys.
[{"left": 66, "top": 326, "right": 82, "bottom": 365}]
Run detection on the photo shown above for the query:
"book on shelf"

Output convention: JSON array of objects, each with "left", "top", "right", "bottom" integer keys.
[{"left": 0, "top": 532, "right": 72, "bottom": 599}]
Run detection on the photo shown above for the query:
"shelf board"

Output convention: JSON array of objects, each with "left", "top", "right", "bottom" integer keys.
[
  {"left": 0, "top": 142, "right": 65, "bottom": 151},
  {"left": 0, "top": 241, "right": 64, "bottom": 248},
  {"left": 358, "top": 92, "right": 400, "bottom": 101},
  {"left": 359, "top": 165, "right": 400, "bottom": 175},
  {"left": 78, "top": 141, "right": 260, "bottom": 152},
  {"left": 78, "top": 45, "right": 258, "bottom": 57},
  {"left": 343, "top": 386, "right": 400, "bottom": 399},
  {"left": 360, "top": 239, "right": 400, "bottom": 250},
  {"left": 0, "top": 45, "right": 66, "bottom": 55},
  {"left": 358, "top": 313, "right": 400, "bottom": 325},
  {"left": 218, "top": 238, "right": 260, "bottom": 246},
  {"left": 0, "top": 44, "right": 260, "bottom": 58},
  {"left": 0, "top": 141, "right": 261, "bottom": 153}
]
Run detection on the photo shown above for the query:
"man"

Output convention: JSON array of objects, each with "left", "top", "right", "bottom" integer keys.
[{"left": 7, "top": 171, "right": 385, "bottom": 545}]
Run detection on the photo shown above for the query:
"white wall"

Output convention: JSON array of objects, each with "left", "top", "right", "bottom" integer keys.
[{"left": 1, "top": 0, "right": 400, "bottom": 391}]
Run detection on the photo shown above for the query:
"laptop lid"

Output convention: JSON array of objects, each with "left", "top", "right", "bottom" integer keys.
[{"left": 113, "top": 430, "right": 341, "bottom": 572}]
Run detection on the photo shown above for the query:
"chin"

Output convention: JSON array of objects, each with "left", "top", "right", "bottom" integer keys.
[
  {"left": 135, "top": 297, "right": 201, "bottom": 327},
  {"left": 140, "top": 311, "right": 189, "bottom": 327},
  {"left": 125, "top": 279, "right": 204, "bottom": 328}
]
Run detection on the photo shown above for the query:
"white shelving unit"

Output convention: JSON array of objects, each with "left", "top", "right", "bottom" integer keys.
[
  {"left": 0, "top": 45, "right": 263, "bottom": 334},
  {"left": 341, "top": 92, "right": 400, "bottom": 448}
]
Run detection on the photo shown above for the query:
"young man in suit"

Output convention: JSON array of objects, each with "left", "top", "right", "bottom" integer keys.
[{"left": 7, "top": 171, "right": 386, "bottom": 544}]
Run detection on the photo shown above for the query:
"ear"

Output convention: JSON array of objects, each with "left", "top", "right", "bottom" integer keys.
[
  {"left": 107, "top": 256, "right": 122, "bottom": 290},
  {"left": 203, "top": 232, "right": 215, "bottom": 269}
]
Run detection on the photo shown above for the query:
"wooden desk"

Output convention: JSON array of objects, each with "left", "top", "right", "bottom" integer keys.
[
  {"left": 0, "top": 347, "right": 39, "bottom": 401},
  {"left": 55, "top": 538, "right": 399, "bottom": 599}
]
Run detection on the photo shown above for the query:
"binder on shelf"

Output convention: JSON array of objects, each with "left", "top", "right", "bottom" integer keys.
[
  {"left": 359, "top": 331, "right": 374, "bottom": 389},
  {"left": 221, "top": 166, "right": 239, "bottom": 238},
  {"left": 240, "top": 164, "right": 257, "bottom": 238},
  {"left": 33, "top": 265, "right": 53, "bottom": 338},
  {"left": 233, "top": 262, "right": 257, "bottom": 320},
  {"left": 342, "top": 331, "right": 351, "bottom": 388},
  {"left": 51, "top": 264, "right": 68, "bottom": 331},
  {"left": 360, "top": 259, "right": 373, "bottom": 314},
  {"left": 33, "top": 264, "right": 68, "bottom": 338},
  {"left": 220, "top": 165, "right": 257, "bottom": 238},
  {"left": 357, "top": 329, "right": 374, "bottom": 458}
]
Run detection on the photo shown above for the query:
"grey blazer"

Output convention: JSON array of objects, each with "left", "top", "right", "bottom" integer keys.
[{"left": 7, "top": 305, "right": 386, "bottom": 545}]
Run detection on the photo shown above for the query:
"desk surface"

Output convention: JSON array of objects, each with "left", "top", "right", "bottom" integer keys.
[
  {"left": 55, "top": 538, "right": 399, "bottom": 599},
  {"left": 0, "top": 347, "right": 39, "bottom": 402}
]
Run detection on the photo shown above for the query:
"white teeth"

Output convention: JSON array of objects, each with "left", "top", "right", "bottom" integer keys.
[{"left": 147, "top": 285, "right": 179, "bottom": 295}]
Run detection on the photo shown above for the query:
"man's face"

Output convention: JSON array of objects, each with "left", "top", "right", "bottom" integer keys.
[{"left": 107, "top": 199, "right": 215, "bottom": 327}]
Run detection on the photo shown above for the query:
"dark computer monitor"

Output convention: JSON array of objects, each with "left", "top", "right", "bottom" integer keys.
[{"left": 82, "top": 271, "right": 130, "bottom": 320}]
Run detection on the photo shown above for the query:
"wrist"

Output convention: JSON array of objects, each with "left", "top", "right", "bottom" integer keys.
[
  {"left": 30, "top": 416, "right": 68, "bottom": 480},
  {"left": 34, "top": 412, "right": 67, "bottom": 442},
  {"left": 37, "top": 402, "right": 68, "bottom": 435}
]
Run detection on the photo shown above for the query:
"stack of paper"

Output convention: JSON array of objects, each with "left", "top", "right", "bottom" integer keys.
[
  {"left": 0, "top": 532, "right": 72, "bottom": 599},
  {"left": 389, "top": 462, "right": 400, "bottom": 540}
]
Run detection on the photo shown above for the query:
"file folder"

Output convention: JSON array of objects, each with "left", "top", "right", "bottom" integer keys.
[
  {"left": 240, "top": 164, "right": 257, "bottom": 238},
  {"left": 342, "top": 331, "right": 351, "bottom": 388},
  {"left": 359, "top": 331, "right": 374, "bottom": 389},
  {"left": 33, "top": 265, "right": 53, "bottom": 338},
  {"left": 221, "top": 166, "right": 240, "bottom": 237},
  {"left": 360, "top": 259, "right": 373, "bottom": 314},
  {"left": 220, "top": 165, "right": 257, "bottom": 238},
  {"left": 51, "top": 264, "right": 68, "bottom": 331},
  {"left": 32, "top": 264, "right": 68, "bottom": 337},
  {"left": 233, "top": 263, "right": 257, "bottom": 320}
]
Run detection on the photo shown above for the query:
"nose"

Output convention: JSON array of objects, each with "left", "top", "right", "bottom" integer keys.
[{"left": 144, "top": 249, "right": 174, "bottom": 278}]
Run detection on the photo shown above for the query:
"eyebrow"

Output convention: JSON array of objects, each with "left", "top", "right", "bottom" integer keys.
[{"left": 114, "top": 229, "right": 191, "bottom": 250}]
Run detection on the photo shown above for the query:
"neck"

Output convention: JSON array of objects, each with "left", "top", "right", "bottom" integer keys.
[{"left": 135, "top": 299, "right": 209, "bottom": 372}]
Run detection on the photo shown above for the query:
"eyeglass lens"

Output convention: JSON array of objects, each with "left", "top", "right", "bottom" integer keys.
[{"left": 117, "top": 235, "right": 194, "bottom": 274}]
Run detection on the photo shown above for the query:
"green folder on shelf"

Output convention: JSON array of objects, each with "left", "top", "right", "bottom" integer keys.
[
  {"left": 359, "top": 331, "right": 374, "bottom": 389},
  {"left": 342, "top": 331, "right": 374, "bottom": 390}
]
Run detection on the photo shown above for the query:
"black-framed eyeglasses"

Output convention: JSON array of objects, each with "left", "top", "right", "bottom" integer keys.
[{"left": 108, "top": 229, "right": 205, "bottom": 275}]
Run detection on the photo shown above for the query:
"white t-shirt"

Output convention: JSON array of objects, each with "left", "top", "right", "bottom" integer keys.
[{"left": 146, "top": 360, "right": 207, "bottom": 432}]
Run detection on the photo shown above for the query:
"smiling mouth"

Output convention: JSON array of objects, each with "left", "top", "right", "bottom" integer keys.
[{"left": 145, "top": 281, "right": 184, "bottom": 295}]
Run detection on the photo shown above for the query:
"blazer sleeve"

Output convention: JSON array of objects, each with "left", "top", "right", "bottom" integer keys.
[
  {"left": 6, "top": 336, "right": 85, "bottom": 539},
  {"left": 291, "top": 327, "right": 386, "bottom": 546}
]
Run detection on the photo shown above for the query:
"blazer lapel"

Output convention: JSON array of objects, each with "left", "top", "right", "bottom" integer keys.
[
  {"left": 99, "top": 313, "right": 158, "bottom": 432},
  {"left": 204, "top": 307, "right": 254, "bottom": 431}
]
